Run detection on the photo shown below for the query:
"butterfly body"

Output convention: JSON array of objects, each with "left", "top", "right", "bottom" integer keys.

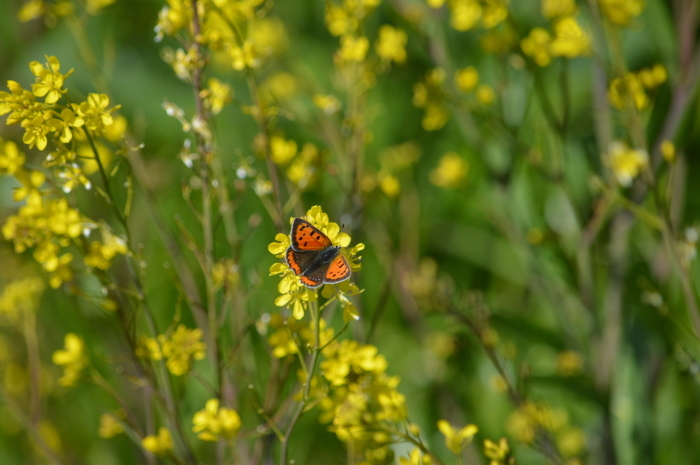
[{"left": 285, "top": 218, "right": 351, "bottom": 288}]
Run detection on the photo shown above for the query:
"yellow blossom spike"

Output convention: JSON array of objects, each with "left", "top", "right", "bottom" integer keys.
[{"left": 438, "top": 420, "right": 478, "bottom": 454}]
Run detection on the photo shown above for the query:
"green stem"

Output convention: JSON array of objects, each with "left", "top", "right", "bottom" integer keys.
[{"left": 279, "top": 301, "right": 322, "bottom": 465}]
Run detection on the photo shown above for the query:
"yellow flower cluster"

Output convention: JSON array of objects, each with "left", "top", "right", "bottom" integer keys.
[
  {"left": 0, "top": 57, "right": 117, "bottom": 151},
  {"left": 0, "top": 57, "right": 127, "bottom": 286},
  {"left": 98, "top": 411, "right": 125, "bottom": 438},
  {"left": 268, "top": 206, "right": 363, "bottom": 320},
  {"left": 18, "top": 0, "right": 115, "bottom": 23},
  {"left": 484, "top": 437, "right": 515, "bottom": 465},
  {"left": 375, "top": 25, "right": 408, "bottom": 64},
  {"left": 318, "top": 339, "right": 408, "bottom": 464},
  {"left": 454, "top": 66, "right": 495, "bottom": 105},
  {"left": 137, "top": 325, "right": 206, "bottom": 376},
  {"left": 84, "top": 230, "right": 129, "bottom": 270},
  {"left": 506, "top": 401, "right": 586, "bottom": 459},
  {"left": 608, "top": 65, "right": 667, "bottom": 110},
  {"left": 142, "top": 427, "right": 173, "bottom": 456},
  {"left": 156, "top": 0, "right": 285, "bottom": 74},
  {"left": 541, "top": 0, "right": 577, "bottom": 19},
  {"left": 430, "top": 152, "right": 469, "bottom": 189},
  {"left": 427, "top": 0, "right": 508, "bottom": 32},
  {"left": 437, "top": 420, "right": 478, "bottom": 454},
  {"left": 606, "top": 141, "right": 648, "bottom": 187},
  {"left": 2, "top": 188, "right": 83, "bottom": 288},
  {"left": 359, "top": 142, "right": 421, "bottom": 198},
  {"left": 52, "top": 333, "right": 89, "bottom": 387},
  {"left": 413, "top": 69, "right": 449, "bottom": 131},
  {"left": 599, "top": 0, "right": 643, "bottom": 26},
  {"left": 199, "top": 78, "right": 233, "bottom": 115},
  {"left": 266, "top": 314, "right": 334, "bottom": 359},
  {"left": 399, "top": 448, "right": 433, "bottom": 465},
  {"left": 270, "top": 135, "right": 298, "bottom": 165},
  {"left": 192, "top": 398, "right": 241, "bottom": 441},
  {"left": 285, "top": 143, "right": 320, "bottom": 190},
  {"left": 0, "top": 276, "right": 44, "bottom": 323},
  {"left": 521, "top": 16, "right": 590, "bottom": 67}
]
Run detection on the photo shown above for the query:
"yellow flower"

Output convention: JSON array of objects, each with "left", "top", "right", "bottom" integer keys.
[
  {"left": 270, "top": 136, "right": 298, "bottom": 164},
  {"left": 0, "top": 276, "right": 44, "bottom": 323},
  {"left": 231, "top": 41, "right": 260, "bottom": 70},
  {"left": 607, "top": 141, "right": 648, "bottom": 187},
  {"left": 52, "top": 333, "right": 88, "bottom": 387},
  {"left": 608, "top": 65, "right": 665, "bottom": 111},
  {"left": 379, "top": 173, "right": 400, "bottom": 197},
  {"left": 599, "top": 0, "right": 643, "bottom": 26},
  {"left": 557, "top": 350, "right": 583, "bottom": 376},
  {"left": 48, "top": 253, "right": 74, "bottom": 288},
  {"left": 608, "top": 73, "right": 646, "bottom": 109},
  {"left": 422, "top": 104, "right": 449, "bottom": 131},
  {"left": 321, "top": 339, "right": 388, "bottom": 386},
  {"left": 142, "top": 427, "right": 173, "bottom": 456},
  {"left": 200, "top": 78, "right": 232, "bottom": 115},
  {"left": 29, "top": 56, "right": 72, "bottom": 104},
  {"left": 550, "top": 16, "right": 590, "bottom": 58},
  {"left": 98, "top": 411, "right": 125, "bottom": 438},
  {"left": 0, "top": 139, "right": 26, "bottom": 175},
  {"left": 661, "top": 140, "right": 675, "bottom": 162},
  {"left": 375, "top": 25, "right": 408, "bottom": 64},
  {"left": 21, "top": 113, "right": 52, "bottom": 151},
  {"left": 430, "top": 152, "right": 468, "bottom": 188},
  {"left": 161, "top": 325, "right": 207, "bottom": 376},
  {"left": 325, "top": 2, "right": 358, "bottom": 37},
  {"left": 521, "top": 28, "right": 552, "bottom": 66},
  {"left": 399, "top": 447, "right": 433, "bottom": 465},
  {"left": 0, "top": 80, "right": 42, "bottom": 126},
  {"left": 192, "top": 398, "right": 241, "bottom": 441},
  {"left": 449, "top": 0, "right": 482, "bottom": 31},
  {"left": 476, "top": 84, "right": 495, "bottom": 105},
  {"left": 86, "top": 0, "right": 116, "bottom": 14},
  {"left": 313, "top": 94, "right": 341, "bottom": 115},
  {"left": 557, "top": 427, "right": 586, "bottom": 457},
  {"left": 212, "top": 258, "right": 239, "bottom": 289},
  {"left": 481, "top": 0, "right": 508, "bottom": 28},
  {"left": 484, "top": 437, "right": 513, "bottom": 464},
  {"left": 46, "top": 198, "right": 83, "bottom": 238},
  {"left": 455, "top": 66, "right": 479, "bottom": 92},
  {"left": 76, "top": 93, "right": 117, "bottom": 134},
  {"left": 56, "top": 163, "right": 91, "bottom": 193},
  {"left": 259, "top": 72, "right": 298, "bottom": 104},
  {"left": 84, "top": 230, "right": 128, "bottom": 270},
  {"left": 18, "top": 0, "right": 45, "bottom": 22},
  {"left": 437, "top": 420, "right": 478, "bottom": 454},
  {"left": 541, "top": 0, "right": 577, "bottom": 18},
  {"left": 339, "top": 35, "right": 370, "bottom": 62},
  {"left": 248, "top": 18, "right": 289, "bottom": 56}
]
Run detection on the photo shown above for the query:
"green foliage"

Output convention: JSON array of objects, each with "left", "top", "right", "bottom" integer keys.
[{"left": 1, "top": 0, "right": 700, "bottom": 465}]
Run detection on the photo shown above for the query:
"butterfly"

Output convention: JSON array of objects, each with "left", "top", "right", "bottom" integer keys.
[{"left": 285, "top": 217, "right": 352, "bottom": 288}]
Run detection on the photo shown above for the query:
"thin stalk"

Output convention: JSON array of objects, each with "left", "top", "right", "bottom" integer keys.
[
  {"left": 191, "top": 0, "right": 222, "bottom": 396},
  {"left": 279, "top": 301, "right": 322, "bottom": 465}
]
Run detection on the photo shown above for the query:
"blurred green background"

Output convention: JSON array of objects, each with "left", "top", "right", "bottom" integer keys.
[{"left": 2, "top": 0, "right": 700, "bottom": 464}]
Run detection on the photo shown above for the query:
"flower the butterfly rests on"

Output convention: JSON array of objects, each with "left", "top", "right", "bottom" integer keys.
[{"left": 269, "top": 206, "right": 364, "bottom": 319}]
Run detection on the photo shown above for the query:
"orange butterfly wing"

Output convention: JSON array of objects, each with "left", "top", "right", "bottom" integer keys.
[
  {"left": 324, "top": 254, "right": 351, "bottom": 284},
  {"left": 290, "top": 218, "right": 332, "bottom": 251},
  {"left": 299, "top": 274, "right": 325, "bottom": 288},
  {"left": 285, "top": 247, "right": 303, "bottom": 276}
]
